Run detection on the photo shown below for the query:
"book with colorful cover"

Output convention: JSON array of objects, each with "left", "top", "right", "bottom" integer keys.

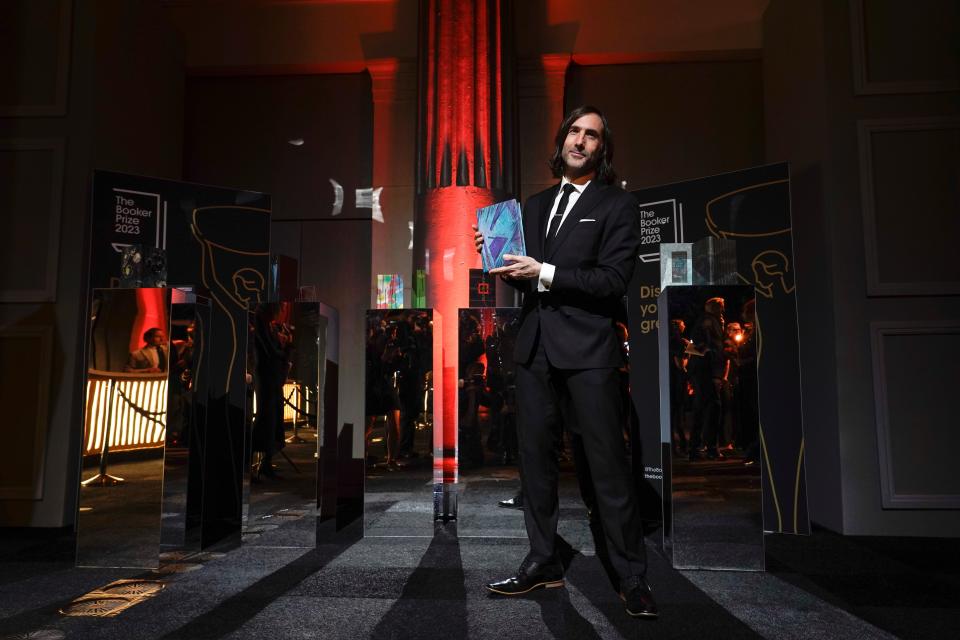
[
  {"left": 376, "top": 274, "right": 404, "bottom": 309},
  {"left": 477, "top": 199, "right": 526, "bottom": 272}
]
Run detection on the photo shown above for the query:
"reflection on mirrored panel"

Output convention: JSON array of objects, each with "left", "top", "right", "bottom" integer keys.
[
  {"left": 160, "top": 291, "right": 210, "bottom": 551},
  {"left": 364, "top": 309, "right": 436, "bottom": 536},
  {"left": 244, "top": 302, "right": 326, "bottom": 546},
  {"left": 77, "top": 288, "right": 172, "bottom": 569},
  {"left": 658, "top": 285, "right": 764, "bottom": 571},
  {"left": 315, "top": 303, "right": 340, "bottom": 541},
  {"left": 456, "top": 308, "right": 522, "bottom": 536}
]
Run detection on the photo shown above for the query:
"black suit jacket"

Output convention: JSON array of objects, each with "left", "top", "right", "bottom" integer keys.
[{"left": 511, "top": 181, "right": 641, "bottom": 369}]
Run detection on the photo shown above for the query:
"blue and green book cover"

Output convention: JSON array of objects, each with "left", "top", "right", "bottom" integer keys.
[{"left": 477, "top": 199, "right": 526, "bottom": 272}]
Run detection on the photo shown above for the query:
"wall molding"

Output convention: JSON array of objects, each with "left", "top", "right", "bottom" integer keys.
[
  {"left": 0, "top": 138, "right": 65, "bottom": 303},
  {"left": 0, "top": 0, "right": 73, "bottom": 117},
  {"left": 0, "top": 325, "right": 53, "bottom": 500},
  {"left": 870, "top": 321, "right": 960, "bottom": 509},
  {"left": 857, "top": 117, "right": 960, "bottom": 297},
  {"left": 850, "top": 0, "right": 959, "bottom": 96}
]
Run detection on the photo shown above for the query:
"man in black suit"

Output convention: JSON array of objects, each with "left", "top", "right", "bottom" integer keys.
[
  {"left": 475, "top": 105, "right": 657, "bottom": 618},
  {"left": 125, "top": 327, "right": 169, "bottom": 373}
]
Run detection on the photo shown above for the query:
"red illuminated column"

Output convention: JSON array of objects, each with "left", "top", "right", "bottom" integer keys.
[
  {"left": 130, "top": 288, "right": 168, "bottom": 353},
  {"left": 416, "top": 0, "right": 514, "bottom": 484}
]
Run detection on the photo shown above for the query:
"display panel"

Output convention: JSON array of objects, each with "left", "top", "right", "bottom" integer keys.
[
  {"left": 630, "top": 163, "right": 808, "bottom": 536},
  {"left": 658, "top": 285, "right": 764, "bottom": 570},
  {"left": 160, "top": 292, "right": 210, "bottom": 551},
  {"left": 456, "top": 308, "right": 521, "bottom": 470},
  {"left": 363, "top": 309, "right": 437, "bottom": 535},
  {"left": 455, "top": 307, "right": 524, "bottom": 537},
  {"left": 77, "top": 288, "right": 172, "bottom": 569},
  {"left": 243, "top": 302, "right": 326, "bottom": 547},
  {"left": 89, "top": 170, "right": 272, "bottom": 549}
]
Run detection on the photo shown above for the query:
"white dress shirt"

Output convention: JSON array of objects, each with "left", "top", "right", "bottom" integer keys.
[{"left": 538, "top": 178, "right": 591, "bottom": 291}]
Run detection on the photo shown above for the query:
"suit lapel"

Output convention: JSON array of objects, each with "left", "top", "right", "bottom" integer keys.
[
  {"left": 545, "top": 181, "right": 608, "bottom": 261},
  {"left": 535, "top": 184, "right": 560, "bottom": 260}
]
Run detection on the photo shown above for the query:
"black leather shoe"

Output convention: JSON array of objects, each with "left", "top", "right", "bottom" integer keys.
[
  {"left": 486, "top": 559, "right": 563, "bottom": 595},
  {"left": 498, "top": 493, "right": 523, "bottom": 509},
  {"left": 620, "top": 576, "right": 658, "bottom": 619}
]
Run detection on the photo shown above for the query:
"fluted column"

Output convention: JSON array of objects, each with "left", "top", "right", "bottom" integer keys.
[{"left": 415, "top": 0, "right": 514, "bottom": 483}]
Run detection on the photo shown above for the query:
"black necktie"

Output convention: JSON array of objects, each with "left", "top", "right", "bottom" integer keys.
[
  {"left": 545, "top": 183, "right": 576, "bottom": 253},
  {"left": 156, "top": 345, "right": 167, "bottom": 371}
]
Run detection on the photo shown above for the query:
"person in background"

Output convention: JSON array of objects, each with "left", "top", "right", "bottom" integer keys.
[
  {"left": 688, "top": 297, "right": 726, "bottom": 461},
  {"left": 126, "top": 327, "right": 168, "bottom": 373}
]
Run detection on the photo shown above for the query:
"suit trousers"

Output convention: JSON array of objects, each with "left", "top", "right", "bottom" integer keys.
[
  {"left": 689, "top": 368, "right": 721, "bottom": 452},
  {"left": 517, "top": 337, "right": 647, "bottom": 583}
]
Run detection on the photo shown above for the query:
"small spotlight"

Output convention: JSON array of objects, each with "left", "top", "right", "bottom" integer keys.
[
  {"left": 287, "top": 138, "right": 304, "bottom": 146},
  {"left": 734, "top": 333, "right": 744, "bottom": 343}
]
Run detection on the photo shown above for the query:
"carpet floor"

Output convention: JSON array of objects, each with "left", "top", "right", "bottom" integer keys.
[{"left": 1, "top": 470, "right": 955, "bottom": 640}]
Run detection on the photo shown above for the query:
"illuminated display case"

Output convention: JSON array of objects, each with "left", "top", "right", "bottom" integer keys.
[
  {"left": 77, "top": 287, "right": 211, "bottom": 567},
  {"left": 77, "top": 288, "right": 175, "bottom": 569},
  {"left": 82, "top": 371, "right": 168, "bottom": 456},
  {"left": 657, "top": 285, "right": 764, "bottom": 571}
]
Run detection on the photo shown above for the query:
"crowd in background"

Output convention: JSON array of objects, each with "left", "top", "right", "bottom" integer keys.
[{"left": 668, "top": 296, "right": 760, "bottom": 465}]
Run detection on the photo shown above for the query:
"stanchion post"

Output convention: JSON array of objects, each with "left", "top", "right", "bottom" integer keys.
[{"left": 82, "top": 379, "right": 125, "bottom": 486}]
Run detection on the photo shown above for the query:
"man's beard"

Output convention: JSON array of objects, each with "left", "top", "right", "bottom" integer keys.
[{"left": 563, "top": 148, "right": 598, "bottom": 176}]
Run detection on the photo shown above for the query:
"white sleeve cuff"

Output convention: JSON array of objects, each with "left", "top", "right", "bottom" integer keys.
[{"left": 538, "top": 262, "right": 556, "bottom": 292}]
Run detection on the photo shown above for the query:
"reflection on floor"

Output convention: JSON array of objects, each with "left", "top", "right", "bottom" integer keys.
[
  {"left": 245, "top": 427, "right": 320, "bottom": 548},
  {"left": 77, "top": 453, "right": 165, "bottom": 569},
  {"left": 671, "top": 449, "right": 764, "bottom": 571},
  {"left": 2, "top": 470, "right": 957, "bottom": 640},
  {"left": 364, "top": 416, "right": 436, "bottom": 538}
]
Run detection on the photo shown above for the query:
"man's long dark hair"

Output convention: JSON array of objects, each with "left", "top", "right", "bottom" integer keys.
[{"left": 548, "top": 105, "right": 617, "bottom": 185}]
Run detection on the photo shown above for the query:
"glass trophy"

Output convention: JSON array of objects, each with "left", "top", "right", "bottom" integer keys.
[
  {"left": 660, "top": 243, "right": 693, "bottom": 289},
  {"left": 692, "top": 237, "right": 738, "bottom": 285}
]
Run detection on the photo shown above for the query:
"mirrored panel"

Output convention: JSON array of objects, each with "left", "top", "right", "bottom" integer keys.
[
  {"left": 457, "top": 308, "right": 521, "bottom": 469},
  {"left": 364, "top": 309, "right": 436, "bottom": 536},
  {"left": 77, "top": 288, "right": 172, "bottom": 568},
  {"left": 456, "top": 308, "right": 522, "bottom": 536},
  {"left": 160, "top": 291, "right": 211, "bottom": 551},
  {"left": 314, "top": 302, "right": 340, "bottom": 541},
  {"left": 658, "top": 285, "right": 764, "bottom": 570},
  {"left": 244, "top": 302, "right": 326, "bottom": 546}
]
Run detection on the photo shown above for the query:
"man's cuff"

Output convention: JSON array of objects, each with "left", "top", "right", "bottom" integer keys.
[{"left": 537, "top": 262, "right": 556, "bottom": 292}]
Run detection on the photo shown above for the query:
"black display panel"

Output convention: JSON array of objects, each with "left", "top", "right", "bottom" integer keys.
[
  {"left": 89, "top": 171, "right": 271, "bottom": 548},
  {"left": 658, "top": 285, "right": 764, "bottom": 570},
  {"left": 629, "top": 163, "right": 808, "bottom": 535}
]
